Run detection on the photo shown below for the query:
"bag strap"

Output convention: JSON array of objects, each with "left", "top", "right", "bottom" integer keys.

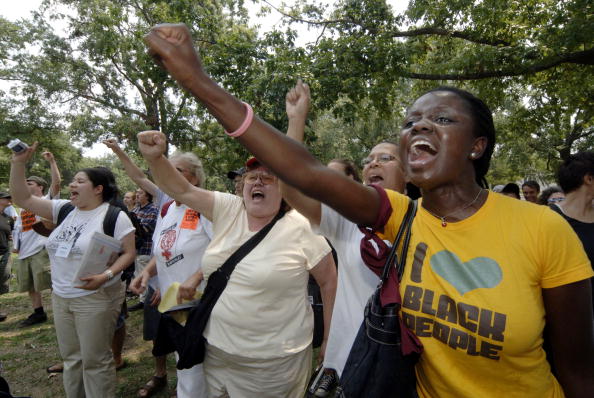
[
  {"left": 102, "top": 205, "right": 121, "bottom": 238},
  {"left": 56, "top": 203, "right": 75, "bottom": 227},
  {"left": 380, "top": 199, "right": 417, "bottom": 282},
  {"left": 215, "top": 208, "right": 286, "bottom": 279},
  {"left": 56, "top": 202, "right": 120, "bottom": 238}
]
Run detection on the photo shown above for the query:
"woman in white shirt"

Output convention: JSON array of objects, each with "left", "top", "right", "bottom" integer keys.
[
  {"left": 10, "top": 143, "right": 135, "bottom": 398},
  {"left": 138, "top": 131, "right": 337, "bottom": 398}
]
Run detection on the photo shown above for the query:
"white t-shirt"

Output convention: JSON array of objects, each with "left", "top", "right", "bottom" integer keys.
[
  {"left": 154, "top": 201, "right": 212, "bottom": 295},
  {"left": 152, "top": 189, "right": 172, "bottom": 246},
  {"left": 315, "top": 204, "right": 381, "bottom": 377},
  {"left": 47, "top": 201, "right": 135, "bottom": 298},
  {"left": 14, "top": 193, "right": 54, "bottom": 259},
  {"left": 148, "top": 189, "right": 173, "bottom": 290},
  {"left": 202, "top": 192, "right": 331, "bottom": 359}
]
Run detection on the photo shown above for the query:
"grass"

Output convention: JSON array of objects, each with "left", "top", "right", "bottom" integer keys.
[
  {"left": 1, "top": 270, "right": 179, "bottom": 398},
  {"left": 1, "top": 262, "right": 322, "bottom": 397}
]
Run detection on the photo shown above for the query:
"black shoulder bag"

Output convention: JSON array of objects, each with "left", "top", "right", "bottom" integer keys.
[
  {"left": 153, "top": 208, "right": 286, "bottom": 369},
  {"left": 337, "top": 199, "right": 419, "bottom": 398}
]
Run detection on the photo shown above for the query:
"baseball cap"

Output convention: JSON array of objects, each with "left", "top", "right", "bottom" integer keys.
[
  {"left": 26, "top": 176, "right": 48, "bottom": 189},
  {"left": 0, "top": 192, "right": 11, "bottom": 199},
  {"left": 245, "top": 157, "right": 262, "bottom": 170},
  {"left": 226, "top": 167, "right": 246, "bottom": 180}
]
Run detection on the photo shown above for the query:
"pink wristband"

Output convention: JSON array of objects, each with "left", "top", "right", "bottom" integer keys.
[{"left": 225, "top": 102, "right": 254, "bottom": 138}]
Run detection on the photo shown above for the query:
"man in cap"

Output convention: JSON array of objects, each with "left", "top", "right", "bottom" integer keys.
[
  {"left": 227, "top": 166, "right": 245, "bottom": 196},
  {"left": 12, "top": 151, "right": 61, "bottom": 327}
]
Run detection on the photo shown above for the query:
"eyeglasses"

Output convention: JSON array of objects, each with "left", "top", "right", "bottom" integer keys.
[
  {"left": 361, "top": 153, "right": 397, "bottom": 167},
  {"left": 243, "top": 171, "right": 276, "bottom": 185},
  {"left": 547, "top": 197, "right": 565, "bottom": 204}
]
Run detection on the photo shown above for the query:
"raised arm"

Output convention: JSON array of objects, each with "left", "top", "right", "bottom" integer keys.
[
  {"left": 137, "top": 131, "right": 214, "bottom": 220},
  {"left": 9, "top": 143, "right": 54, "bottom": 220},
  {"left": 279, "top": 81, "right": 323, "bottom": 225},
  {"left": 103, "top": 139, "right": 159, "bottom": 197},
  {"left": 42, "top": 151, "right": 62, "bottom": 198},
  {"left": 143, "top": 24, "right": 379, "bottom": 227}
]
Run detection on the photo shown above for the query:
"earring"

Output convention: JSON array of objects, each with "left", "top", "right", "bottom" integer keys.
[{"left": 470, "top": 153, "right": 477, "bottom": 159}]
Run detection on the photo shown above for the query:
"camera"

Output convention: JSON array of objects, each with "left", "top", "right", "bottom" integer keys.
[{"left": 7, "top": 139, "right": 29, "bottom": 153}]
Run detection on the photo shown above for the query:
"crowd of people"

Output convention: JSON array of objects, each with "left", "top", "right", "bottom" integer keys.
[{"left": 0, "top": 22, "right": 592, "bottom": 398}]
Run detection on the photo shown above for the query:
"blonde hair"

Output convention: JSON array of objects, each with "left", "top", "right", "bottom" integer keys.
[{"left": 170, "top": 152, "right": 206, "bottom": 188}]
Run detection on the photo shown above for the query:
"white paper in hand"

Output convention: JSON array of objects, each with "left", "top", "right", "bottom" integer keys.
[{"left": 72, "top": 231, "right": 122, "bottom": 285}]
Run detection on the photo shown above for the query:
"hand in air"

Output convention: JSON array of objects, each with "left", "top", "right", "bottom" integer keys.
[
  {"left": 102, "top": 138, "right": 120, "bottom": 151},
  {"left": 143, "top": 23, "right": 205, "bottom": 90},
  {"left": 41, "top": 151, "right": 55, "bottom": 162},
  {"left": 285, "top": 79, "right": 310, "bottom": 121},
  {"left": 137, "top": 130, "right": 167, "bottom": 161},
  {"left": 11, "top": 142, "right": 38, "bottom": 164}
]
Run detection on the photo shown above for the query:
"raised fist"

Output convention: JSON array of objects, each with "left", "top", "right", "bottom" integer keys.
[
  {"left": 137, "top": 130, "right": 167, "bottom": 161},
  {"left": 286, "top": 79, "right": 311, "bottom": 121},
  {"left": 144, "top": 23, "right": 206, "bottom": 90},
  {"left": 102, "top": 138, "right": 120, "bottom": 151},
  {"left": 41, "top": 151, "right": 55, "bottom": 162}
]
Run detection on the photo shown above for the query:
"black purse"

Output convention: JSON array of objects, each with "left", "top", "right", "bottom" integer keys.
[
  {"left": 337, "top": 199, "right": 420, "bottom": 398},
  {"left": 152, "top": 208, "right": 286, "bottom": 369}
]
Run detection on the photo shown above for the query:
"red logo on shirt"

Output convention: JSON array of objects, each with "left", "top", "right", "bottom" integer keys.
[{"left": 160, "top": 230, "right": 176, "bottom": 260}]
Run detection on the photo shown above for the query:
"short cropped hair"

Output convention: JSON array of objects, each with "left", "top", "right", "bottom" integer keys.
[
  {"left": 557, "top": 151, "right": 594, "bottom": 194},
  {"left": 521, "top": 180, "right": 540, "bottom": 192}
]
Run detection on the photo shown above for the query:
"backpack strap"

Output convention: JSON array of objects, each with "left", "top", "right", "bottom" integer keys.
[
  {"left": 56, "top": 203, "right": 75, "bottom": 227},
  {"left": 103, "top": 205, "right": 121, "bottom": 238},
  {"left": 161, "top": 200, "right": 175, "bottom": 218}
]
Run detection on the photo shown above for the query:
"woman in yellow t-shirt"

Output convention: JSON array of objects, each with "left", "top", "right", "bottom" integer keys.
[{"left": 142, "top": 24, "right": 594, "bottom": 398}]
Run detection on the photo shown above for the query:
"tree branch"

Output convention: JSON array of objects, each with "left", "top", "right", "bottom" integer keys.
[
  {"left": 264, "top": 0, "right": 511, "bottom": 47},
  {"left": 399, "top": 48, "right": 594, "bottom": 80},
  {"left": 109, "top": 55, "right": 149, "bottom": 97}
]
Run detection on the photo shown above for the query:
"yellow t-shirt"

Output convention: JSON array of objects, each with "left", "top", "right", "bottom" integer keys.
[{"left": 377, "top": 190, "right": 593, "bottom": 398}]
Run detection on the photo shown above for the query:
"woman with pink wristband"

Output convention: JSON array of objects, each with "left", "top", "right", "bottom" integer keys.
[{"left": 143, "top": 23, "right": 594, "bottom": 398}]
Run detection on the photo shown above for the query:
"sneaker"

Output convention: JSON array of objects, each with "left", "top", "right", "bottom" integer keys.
[
  {"left": 19, "top": 311, "right": 48, "bottom": 327},
  {"left": 128, "top": 302, "right": 144, "bottom": 312},
  {"left": 314, "top": 370, "right": 337, "bottom": 397}
]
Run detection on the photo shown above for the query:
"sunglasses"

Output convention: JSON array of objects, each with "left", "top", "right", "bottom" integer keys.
[
  {"left": 361, "top": 153, "right": 397, "bottom": 167},
  {"left": 243, "top": 171, "right": 276, "bottom": 185},
  {"left": 547, "top": 197, "right": 565, "bottom": 204}
]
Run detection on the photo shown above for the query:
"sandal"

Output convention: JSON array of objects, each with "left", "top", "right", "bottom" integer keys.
[
  {"left": 137, "top": 375, "right": 167, "bottom": 398},
  {"left": 46, "top": 363, "right": 64, "bottom": 374}
]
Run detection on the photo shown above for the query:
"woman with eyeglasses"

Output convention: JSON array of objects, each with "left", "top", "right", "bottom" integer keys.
[
  {"left": 137, "top": 132, "right": 337, "bottom": 397},
  {"left": 142, "top": 23, "right": 593, "bottom": 398},
  {"left": 280, "top": 81, "right": 408, "bottom": 396}
]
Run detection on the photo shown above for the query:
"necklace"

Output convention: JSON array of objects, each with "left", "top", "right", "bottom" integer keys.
[{"left": 424, "top": 189, "right": 485, "bottom": 227}]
